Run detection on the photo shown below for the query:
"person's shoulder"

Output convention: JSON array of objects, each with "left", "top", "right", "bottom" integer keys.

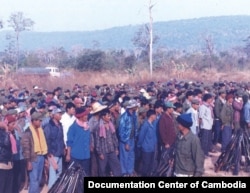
[
  {"left": 190, "top": 133, "right": 200, "bottom": 143},
  {"left": 61, "top": 112, "right": 67, "bottom": 118},
  {"left": 22, "top": 128, "right": 32, "bottom": 138}
]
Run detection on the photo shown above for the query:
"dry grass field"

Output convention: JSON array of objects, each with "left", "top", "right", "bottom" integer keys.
[{"left": 2, "top": 68, "right": 250, "bottom": 91}]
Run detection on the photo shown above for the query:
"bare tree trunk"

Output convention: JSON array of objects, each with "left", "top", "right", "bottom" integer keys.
[
  {"left": 205, "top": 35, "right": 214, "bottom": 69},
  {"left": 16, "top": 31, "right": 19, "bottom": 72},
  {"left": 149, "top": 0, "right": 154, "bottom": 77}
]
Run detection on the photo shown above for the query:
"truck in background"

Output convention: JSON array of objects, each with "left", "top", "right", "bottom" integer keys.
[
  {"left": 45, "top": 66, "right": 61, "bottom": 77},
  {"left": 17, "top": 66, "right": 60, "bottom": 77}
]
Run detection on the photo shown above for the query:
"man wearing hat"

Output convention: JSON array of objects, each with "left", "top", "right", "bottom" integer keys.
[
  {"left": 118, "top": 99, "right": 139, "bottom": 176},
  {"left": 43, "top": 108, "right": 64, "bottom": 190},
  {"left": 174, "top": 113, "right": 205, "bottom": 177},
  {"left": 159, "top": 101, "right": 177, "bottom": 154},
  {"left": 11, "top": 105, "right": 29, "bottom": 193},
  {"left": 88, "top": 102, "right": 107, "bottom": 176},
  {"left": 21, "top": 112, "right": 48, "bottom": 193}
]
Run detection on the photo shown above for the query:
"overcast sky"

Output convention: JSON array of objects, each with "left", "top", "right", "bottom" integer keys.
[{"left": 1, "top": 0, "right": 250, "bottom": 32}]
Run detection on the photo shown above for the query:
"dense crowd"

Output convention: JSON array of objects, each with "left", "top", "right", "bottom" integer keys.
[{"left": 0, "top": 79, "right": 250, "bottom": 193}]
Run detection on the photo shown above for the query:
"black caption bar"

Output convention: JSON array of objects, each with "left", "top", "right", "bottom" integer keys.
[{"left": 84, "top": 177, "right": 249, "bottom": 193}]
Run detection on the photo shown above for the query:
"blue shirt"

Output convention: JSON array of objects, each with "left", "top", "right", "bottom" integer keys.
[
  {"left": 137, "top": 120, "right": 157, "bottom": 152},
  {"left": 67, "top": 121, "right": 90, "bottom": 160}
]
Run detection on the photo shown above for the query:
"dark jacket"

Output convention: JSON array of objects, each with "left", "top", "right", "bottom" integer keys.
[
  {"left": 220, "top": 103, "right": 234, "bottom": 126},
  {"left": 159, "top": 112, "right": 176, "bottom": 147},
  {"left": 214, "top": 97, "right": 225, "bottom": 120},
  {"left": 0, "top": 129, "right": 12, "bottom": 163},
  {"left": 44, "top": 119, "right": 65, "bottom": 157},
  {"left": 21, "top": 128, "right": 37, "bottom": 162}
]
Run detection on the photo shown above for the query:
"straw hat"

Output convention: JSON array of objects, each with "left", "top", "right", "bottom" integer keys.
[{"left": 90, "top": 102, "right": 107, "bottom": 114}]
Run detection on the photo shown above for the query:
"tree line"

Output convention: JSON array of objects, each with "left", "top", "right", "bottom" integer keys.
[{"left": 1, "top": 12, "right": 250, "bottom": 77}]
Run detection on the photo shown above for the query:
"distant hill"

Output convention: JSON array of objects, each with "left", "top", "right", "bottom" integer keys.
[{"left": 0, "top": 15, "right": 250, "bottom": 52}]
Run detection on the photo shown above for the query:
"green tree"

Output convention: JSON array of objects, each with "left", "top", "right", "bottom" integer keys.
[
  {"left": 76, "top": 50, "right": 105, "bottom": 71},
  {"left": 7, "top": 12, "right": 34, "bottom": 71}
]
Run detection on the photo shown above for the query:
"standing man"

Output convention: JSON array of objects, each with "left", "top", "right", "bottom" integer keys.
[
  {"left": 186, "top": 99, "right": 200, "bottom": 136},
  {"left": 60, "top": 102, "right": 76, "bottom": 170},
  {"left": 66, "top": 107, "right": 91, "bottom": 176},
  {"left": 199, "top": 94, "right": 214, "bottom": 158},
  {"left": 60, "top": 102, "right": 76, "bottom": 147},
  {"left": 182, "top": 90, "right": 194, "bottom": 113},
  {"left": 159, "top": 102, "right": 177, "bottom": 153},
  {"left": 137, "top": 109, "right": 157, "bottom": 176},
  {"left": 174, "top": 113, "right": 205, "bottom": 177},
  {"left": 21, "top": 112, "right": 48, "bottom": 193},
  {"left": 152, "top": 100, "right": 164, "bottom": 174},
  {"left": 213, "top": 89, "right": 226, "bottom": 148},
  {"left": 95, "top": 109, "right": 121, "bottom": 176},
  {"left": 118, "top": 99, "right": 139, "bottom": 177},
  {"left": 43, "top": 108, "right": 64, "bottom": 190},
  {"left": 220, "top": 94, "right": 234, "bottom": 152},
  {"left": 89, "top": 102, "right": 107, "bottom": 176}
]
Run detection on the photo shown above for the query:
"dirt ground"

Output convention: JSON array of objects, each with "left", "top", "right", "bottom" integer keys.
[
  {"left": 203, "top": 143, "right": 250, "bottom": 177},
  {"left": 20, "top": 144, "right": 249, "bottom": 193}
]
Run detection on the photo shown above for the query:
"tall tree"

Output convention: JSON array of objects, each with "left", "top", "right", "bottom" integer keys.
[
  {"left": 148, "top": 0, "right": 154, "bottom": 77},
  {"left": 7, "top": 12, "right": 34, "bottom": 71},
  {"left": 132, "top": 1, "right": 158, "bottom": 77},
  {"left": 204, "top": 35, "right": 214, "bottom": 69}
]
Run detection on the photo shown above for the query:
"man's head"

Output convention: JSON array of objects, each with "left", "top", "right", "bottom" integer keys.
[
  {"left": 126, "top": 99, "right": 139, "bottom": 112},
  {"left": 177, "top": 113, "right": 193, "bottom": 131},
  {"left": 51, "top": 108, "right": 63, "bottom": 121},
  {"left": 65, "top": 102, "right": 76, "bottom": 116},
  {"left": 31, "top": 112, "right": 44, "bottom": 128},
  {"left": 191, "top": 98, "right": 200, "bottom": 110},
  {"left": 163, "top": 101, "right": 175, "bottom": 114},
  {"left": 75, "top": 107, "right": 89, "bottom": 122},
  {"left": 146, "top": 109, "right": 156, "bottom": 122},
  {"left": 202, "top": 93, "right": 213, "bottom": 104}
]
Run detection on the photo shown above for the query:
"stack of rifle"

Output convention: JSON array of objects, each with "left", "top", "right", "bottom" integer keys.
[
  {"left": 214, "top": 129, "right": 250, "bottom": 175},
  {"left": 48, "top": 161, "right": 86, "bottom": 193}
]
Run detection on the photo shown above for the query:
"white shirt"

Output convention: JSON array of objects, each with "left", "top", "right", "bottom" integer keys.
[
  {"left": 199, "top": 103, "right": 213, "bottom": 130},
  {"left": 60, "top": 112, "right": 76, "bottom": 146},
  {"left": 186, "top": 107, "right": 199, "bottom": 135}
]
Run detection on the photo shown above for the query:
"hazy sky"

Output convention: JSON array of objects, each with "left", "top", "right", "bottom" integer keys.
[{"left": 1, "top": 0, "right": 250, "bottom": 32}]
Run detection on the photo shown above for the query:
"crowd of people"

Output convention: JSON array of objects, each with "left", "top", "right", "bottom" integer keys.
[{"left": 0, "top": 79, "right": 250, "bottom": 192}]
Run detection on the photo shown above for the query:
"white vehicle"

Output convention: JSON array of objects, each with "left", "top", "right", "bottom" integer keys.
[{"left": 45, "top": 66, "right": 61, "bottom": 77}]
